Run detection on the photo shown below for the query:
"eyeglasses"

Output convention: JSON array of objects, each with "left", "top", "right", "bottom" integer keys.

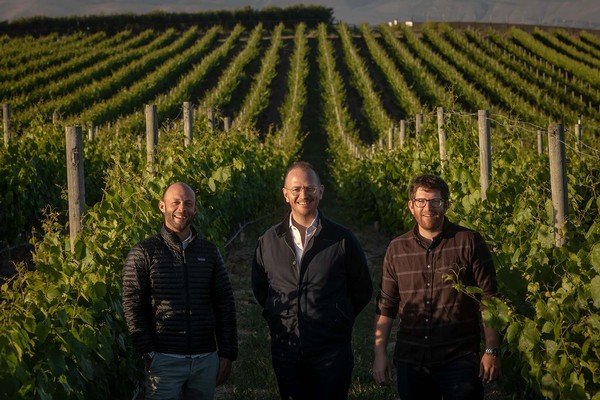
[
  {"left": 411, "top": 198, "right": 446, "bottom": 208},
  {"left": 285, "top": 186, "right": 320, "bottom": 196}
]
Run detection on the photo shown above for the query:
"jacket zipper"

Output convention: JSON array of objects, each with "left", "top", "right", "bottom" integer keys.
[{"left": 182, "top": 247, "right": 192, "bottom": 353}]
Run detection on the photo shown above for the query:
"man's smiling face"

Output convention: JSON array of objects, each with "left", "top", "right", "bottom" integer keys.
[
  {"left": 283, "top": 166, "right": 323, "bottom": 225},
  {"left": 408, "top": 187, "right": 448, "bottom": 239},
  {"left": 159, "top": 183, "right": 197, "bottom": 239}
]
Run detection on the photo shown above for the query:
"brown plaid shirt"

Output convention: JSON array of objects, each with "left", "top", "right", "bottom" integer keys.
[{"left": 376, "top": 219, "right": 498, "bottom": 366}]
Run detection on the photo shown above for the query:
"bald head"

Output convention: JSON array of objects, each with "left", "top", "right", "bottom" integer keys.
[{"left": 162, "top": 182, "right": 196, "bottom": 202}]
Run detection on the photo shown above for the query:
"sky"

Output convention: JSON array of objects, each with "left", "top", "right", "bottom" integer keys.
[{"left": 1, "top": 0, "right": 599, "bottom": 29}]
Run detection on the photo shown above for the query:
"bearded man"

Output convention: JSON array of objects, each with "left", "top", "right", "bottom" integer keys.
[{"left": 122, "top": 182, "right": 237, "bottom": 399}]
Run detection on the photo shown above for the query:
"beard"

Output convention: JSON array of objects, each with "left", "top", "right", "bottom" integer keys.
[{"left": 165, "top": 212, "right": 193, "bottom": 232}]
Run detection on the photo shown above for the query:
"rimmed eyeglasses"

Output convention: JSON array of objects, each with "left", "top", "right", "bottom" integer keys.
[
  {"left": 411, "top": 198, "right": 446, "bottom": 208},
  {"left": 285, "top": 186, "right": 320, "bottom": 196}
]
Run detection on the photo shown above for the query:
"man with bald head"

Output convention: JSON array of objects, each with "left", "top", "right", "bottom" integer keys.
[{"left": 122, "top": 182, "right": 238, "bottom": 399}]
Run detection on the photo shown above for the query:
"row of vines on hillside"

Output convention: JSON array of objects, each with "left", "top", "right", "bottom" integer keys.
[
  {"left": 3, "top": 23, "right": 598, "bottom": 141},
  {"left": 314, "top": 23, "right": 600, "bottom": 400}
]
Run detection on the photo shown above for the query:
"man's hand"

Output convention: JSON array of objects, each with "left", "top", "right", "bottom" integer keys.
[
  {"left": 373, "top": 314, "right": 394, "bottom": 385},
  {"left": 216, "top": 357, "right": 232, "bottom": 386},
  {"left": 479, "top": 353, "right": 501, "bottom": 383},
  {"left": 373, "top": 352, "right": 391, "bottom": 385}
]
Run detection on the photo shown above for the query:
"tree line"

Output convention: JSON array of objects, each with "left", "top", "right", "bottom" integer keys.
[{"left": 0, "top": 5, "right": 333, "bottom": 36}]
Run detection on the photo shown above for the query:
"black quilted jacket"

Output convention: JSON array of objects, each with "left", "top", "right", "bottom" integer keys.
[{"left": 122, "top": 225, "right": 238, "bottom": 361}]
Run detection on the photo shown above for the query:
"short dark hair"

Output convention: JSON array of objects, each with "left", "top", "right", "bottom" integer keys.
[
  {"left": 283, "top": 161, "right": 321, "bottom": 186},
  {"left": 409, "top": 174, "right": 450, "bottom": 200}
]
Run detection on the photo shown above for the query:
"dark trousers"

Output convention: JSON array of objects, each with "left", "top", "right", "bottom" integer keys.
[
  {"left": 271, "top": 342, "right": 354, "bottom": 400},
  {"left": 395, "top": 352, "right": 484, "bottom": 400}
]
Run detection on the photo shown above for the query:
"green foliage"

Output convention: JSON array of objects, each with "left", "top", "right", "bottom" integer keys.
[
  {"left": 0, "top": 6, "right": 333, "bottom": 36},
  {"left": 0, "top": 119, "right": 141, "bottom": 245},
  {"left": 328, "top": 110, "right": 600, "bottom": 398},
  {"left": 0, "top": 120, "right": 291, "bottom": 398}
]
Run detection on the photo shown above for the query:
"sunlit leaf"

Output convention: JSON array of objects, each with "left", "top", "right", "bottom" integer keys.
[
  {"left": 590, "top": 276, "right": 600, "bottom": 308},
  {"left": 519, "top": 319, "right": 540, "bottom": 352}
]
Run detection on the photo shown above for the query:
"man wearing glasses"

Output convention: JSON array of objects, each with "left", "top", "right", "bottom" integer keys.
[
  {"left": 373, "top": 174, "right": 501, "bottom": 400},
  {"left": 252, "top": 161, "right": 373, "bottom": 400}
]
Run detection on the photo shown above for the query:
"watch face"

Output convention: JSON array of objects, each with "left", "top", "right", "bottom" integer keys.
[{"left": 486, "top": 348, "right": 499, "bottom": 356}]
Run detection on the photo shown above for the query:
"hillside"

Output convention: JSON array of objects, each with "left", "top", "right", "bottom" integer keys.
[{"left": 2, "top": 21, "right": 599, "bottom": 141}]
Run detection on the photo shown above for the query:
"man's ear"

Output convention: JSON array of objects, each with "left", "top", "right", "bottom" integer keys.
[
  {"left": 282, "top": 188, "right": 290, "bottom": 204},
  {"left": 158, "top": 200, "right": 166, "bottom": 213}
]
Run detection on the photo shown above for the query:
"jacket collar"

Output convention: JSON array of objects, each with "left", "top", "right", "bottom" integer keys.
[
  {"left": 275, "top": 209, "right": 323, "bottom": 237},
  {"left": 160, "top": 224, "right": 199, "bottom": 249}
]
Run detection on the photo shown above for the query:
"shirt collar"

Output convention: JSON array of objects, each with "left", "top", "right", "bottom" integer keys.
[
  {"left": 181, "top": 230, "right": 193, "bottom": 249},
  {"left": 412, "top": 217, "right": 448, "bottom": 248},
  {"left": 288, "top": 210, "right": 319, "bottom": 232}
]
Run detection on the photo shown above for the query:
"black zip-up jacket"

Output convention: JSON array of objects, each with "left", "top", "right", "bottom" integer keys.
[
  {"left": 252, "top": 212, "right": 372, "bottom": 352},
  {"left": 122, "top": 225, "right": 237, "bottom": 361}
]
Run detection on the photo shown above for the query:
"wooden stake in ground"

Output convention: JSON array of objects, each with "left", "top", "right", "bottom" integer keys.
[
  {"left": 478, "top": 110, "right": 491, "bottom": 200},
  {"left": 146, "top": 104, "right": 157, "bottom": 173},
  {"left": 66, "top": 126, "right": 86, "bottom": 252},
  {"left": 548, "top": 122, "right": 568, "bottom": 247},
  {"left": 3, "top": 103, "right": 10, "bottom": 146},
  {"left": 184, "top": 102, "right": 193, "bottom": 147}
]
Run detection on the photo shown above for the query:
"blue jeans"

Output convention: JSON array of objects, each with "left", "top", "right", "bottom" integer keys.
[
  {"left": 395, "top": 353, "right": 483, "bottom": 400},
  {"left": 144, "top": 352, "right": 219, "bottom": 400},
  {"left": 271, "top": 342, "right": 354, "bottom": 400}
]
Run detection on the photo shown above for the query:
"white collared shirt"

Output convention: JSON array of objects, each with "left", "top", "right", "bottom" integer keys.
[{"left": 289, "top": 212, "right": 318, "bottom": 266}]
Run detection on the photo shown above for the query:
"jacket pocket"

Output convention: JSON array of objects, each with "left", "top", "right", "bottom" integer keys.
[{"left": 331, "top": 302, "right": 354, "bottom": 331}]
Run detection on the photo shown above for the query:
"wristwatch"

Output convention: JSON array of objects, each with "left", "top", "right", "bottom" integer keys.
[
  {"left": 142, "top": 352, "right": 155, "bottom": 363},
  {"left": 485, "top": 347, "right": 499, "bottom": 357}
]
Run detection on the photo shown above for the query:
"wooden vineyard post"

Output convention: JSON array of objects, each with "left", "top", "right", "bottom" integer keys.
[
  {"left": 388, "top": 126, "right": 394, "bottom": 150},
  {"left": 415, "top": 113, "right": 423, "bottom": 138},
  {"left": 575, "top": 117, "right": 582, "bottom": 153},
  {"left": 437, "top": 107, "right": 447, "bottom": 169},
  {"left": 478, "top": 110, "right": 492, "bottom": 200},
  {"left": 3, "top": 103, "right": 10, "bottom": 146},
  {"left": 537, "top": 130, "right": 544, "bottom": 155},
  {"left": 88, "top": 122, "right": 95, "bottom": 142},
  {"left": 224, "top": 116, "right": 231, "bottom": 132},
  {"left": 183, "top": 102, "right": 193, "bottom": 147},
  {"left": 548, "top": 123, "right": 569, "bottom": 247},
  {"left": 65, "top": 126, "right": 86, "bottom": 252},
  {"left": 145, "top": 104, "right": 157, "bottom": 172},
  {"left": 399, "top": 119, "right": 406, "bottom": 147}
]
